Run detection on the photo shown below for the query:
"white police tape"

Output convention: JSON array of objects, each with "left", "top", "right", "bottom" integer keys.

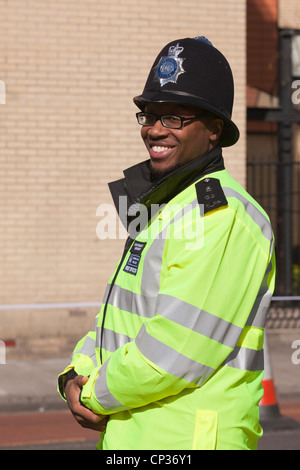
[
  {"left": 0, "top": 297, "right": 298, "bottom": 311},
  {"left": 0, "top": 80, "right": 6, "bottom": 105},
  {"left": 272, "top": 297, "right": 300, "bottom": 301},
  {"left": 0, "top": 301, "right": 101, "bottom": 311},
  {"left": 0, "top": 340, "right": 6, "bottom": 364}
]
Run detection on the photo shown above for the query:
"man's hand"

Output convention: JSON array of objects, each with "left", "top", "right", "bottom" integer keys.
[{"left": 65, "top": 375, "right": 109, "bottom": 432}]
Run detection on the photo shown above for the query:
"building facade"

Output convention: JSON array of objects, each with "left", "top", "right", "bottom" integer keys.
[
  {"left": 247, "top": 0, "right": 300, "bottom": 296},
  {"left": 1, "top": 1, "right": 247, "bottom": 358}
]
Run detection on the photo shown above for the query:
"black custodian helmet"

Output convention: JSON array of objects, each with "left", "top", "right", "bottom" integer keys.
[{"left": 133, "top": 36, "right": 239, "bottom": 147}]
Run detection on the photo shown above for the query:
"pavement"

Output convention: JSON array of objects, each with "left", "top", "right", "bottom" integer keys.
[
  {"left": 0, "top": 330, "right": 299, "bottom": 415},
  {"left": 0, "top": 357, "right": 68, "bottom": 413}
]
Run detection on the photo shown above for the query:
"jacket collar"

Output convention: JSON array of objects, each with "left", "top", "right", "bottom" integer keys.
[{"left": 109, "top": 146, "right": 225, "bottom": 230}]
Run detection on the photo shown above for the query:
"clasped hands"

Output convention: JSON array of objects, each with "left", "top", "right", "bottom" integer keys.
[{"left": 64, "top": 375, "right": 108, "bottom": 432}]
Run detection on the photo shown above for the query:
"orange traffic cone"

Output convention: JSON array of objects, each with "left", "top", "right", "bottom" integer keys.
[{"left": 260, "top": 332, "right": 299, "bottom": 431}]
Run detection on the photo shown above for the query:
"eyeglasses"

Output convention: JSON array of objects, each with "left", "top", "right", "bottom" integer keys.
[{"left": 136, "top": 112, "right": 207, "bottom": 130}]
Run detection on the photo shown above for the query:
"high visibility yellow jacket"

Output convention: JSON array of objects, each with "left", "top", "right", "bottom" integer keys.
[{"left": 58, "top": 147, "right": 275, "bottom": 450}]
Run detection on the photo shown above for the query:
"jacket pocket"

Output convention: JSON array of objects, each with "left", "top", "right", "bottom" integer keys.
[{"left": 192, "top": 410, "right": 218, "bottom": 450}]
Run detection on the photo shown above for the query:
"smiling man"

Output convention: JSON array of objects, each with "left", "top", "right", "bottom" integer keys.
[{"left": 58, "top": 37, "right": 276, "bottom": 450}]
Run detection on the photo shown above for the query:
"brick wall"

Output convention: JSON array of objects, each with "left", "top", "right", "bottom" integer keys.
[
  {"left": 278, "top": 0, "right": 300, "bottom": 29},
  {"left": 247, "top": 0, "right": 278, "bottom": 96},
  {"left": 0, "top": 0, "right": 246, "bottom": 358}
]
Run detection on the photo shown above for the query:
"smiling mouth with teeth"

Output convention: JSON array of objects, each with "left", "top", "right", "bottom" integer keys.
[{"left": 151, "top": 145, "right": 173, "bottom": 154}]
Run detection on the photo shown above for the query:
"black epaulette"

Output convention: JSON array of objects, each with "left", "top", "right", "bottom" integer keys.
[{"left": 195, "top": 177, "right": 228, "bottom": 215}]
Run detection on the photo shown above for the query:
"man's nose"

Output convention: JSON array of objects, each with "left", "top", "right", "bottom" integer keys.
[{"left": 147, "top": 119, "right": 169, "bottom": 138}]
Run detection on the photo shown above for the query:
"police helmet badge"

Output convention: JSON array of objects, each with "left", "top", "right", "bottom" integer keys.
[{"left": 154, "top": 43, "right": 185, "bottom": 86}]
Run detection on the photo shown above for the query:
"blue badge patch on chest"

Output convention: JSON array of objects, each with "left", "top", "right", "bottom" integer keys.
[
  {"left": 123, "top": 240, "right": 147, "bottom": 275},
  {"left": 123, "top": 253, "right": 141, "bottom": 275}
]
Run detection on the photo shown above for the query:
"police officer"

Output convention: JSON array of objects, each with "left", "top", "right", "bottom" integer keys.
[{"left": 58, "top": 37, "right": 275, "bottom": 450}]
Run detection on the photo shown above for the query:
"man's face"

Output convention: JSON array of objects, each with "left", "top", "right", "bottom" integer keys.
[{"left": 140, "top": 102, "right": 223, "bottom": 176}]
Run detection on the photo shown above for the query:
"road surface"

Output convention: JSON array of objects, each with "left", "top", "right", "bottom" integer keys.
[{"left": 0, "top": 403, "right": 299, "bottom": 450}]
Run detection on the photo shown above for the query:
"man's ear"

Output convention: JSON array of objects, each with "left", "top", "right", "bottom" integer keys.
[{"left": 210, "top": 118, "right": 224, "bottom": 144}]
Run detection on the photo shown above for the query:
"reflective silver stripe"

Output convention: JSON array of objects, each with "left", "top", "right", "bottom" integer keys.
[
  {"left": 97, "top": 327, "right": 133, "bottom": 353},
  {"left": 102, "top": 283, "right": 110, "bottom": 304},
  {"left": 223, "top": 187, "right": 274, "bottom": 329},
  {"left": 107, "top": 284, "right": 156, "bottom": 318},
  {"left": 223, "top": 187, "right": 273, "bottom": 243},
  {"left": 104, "top": 288, "right": 243, "bottom": 349},
  {"left": 247, "top": 260, "right": 274, "bottom": 328},
  {"left": 156, "top": 293, "right": 243, "bottom": 349},
  {"left": 94, "top": 358, "right": 125, "bottom": 411},
  {"left": 141, "top": 235, "right": 166, "bottom": 298},
  {"left": 223, "top": 346, "right": 264, "bottom": 371},
  {"left": 140, "top": 199, "right": 199, "bottom": 298},
  {"left": 73, "top": 335, "right": 97, "bottom": 367},
  {"left": 136, "top": 325, "right": 214, "bottom": 386}
]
